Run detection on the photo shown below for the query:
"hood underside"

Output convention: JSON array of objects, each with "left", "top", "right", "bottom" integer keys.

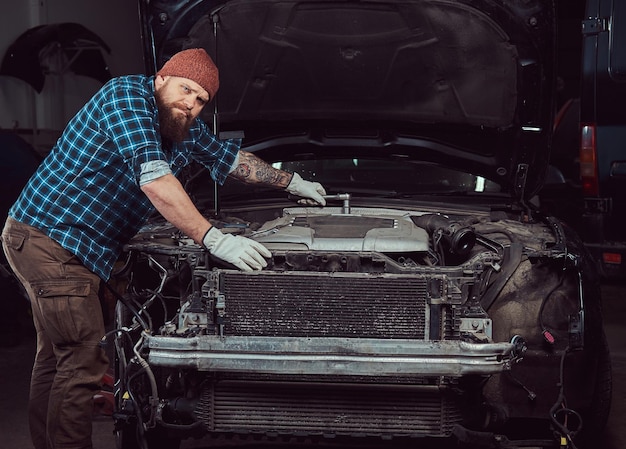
[{"left": 142, "top": 0, "right": 557, "bottom": 197}]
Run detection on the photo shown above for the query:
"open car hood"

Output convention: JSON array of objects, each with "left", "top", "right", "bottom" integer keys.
[{"left": 141, "top": 0, "right": 557, "bottom": 200}]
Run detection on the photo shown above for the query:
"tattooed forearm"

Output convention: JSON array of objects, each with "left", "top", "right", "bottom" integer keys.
[
  {"left": 231, "top": 151, "right": 292, "bottom": 187},
  {"left": 232, "top": 162, "right": 251, "bottom": 179}
]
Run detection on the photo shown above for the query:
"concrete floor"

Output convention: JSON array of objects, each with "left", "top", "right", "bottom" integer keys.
[{"left": 1, "top": 282, "right": 624, "bottom": 449}]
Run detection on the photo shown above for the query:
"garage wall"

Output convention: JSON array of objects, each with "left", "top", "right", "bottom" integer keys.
[{"left": 0, "top": 0, "right": 144, "bottom": 151}]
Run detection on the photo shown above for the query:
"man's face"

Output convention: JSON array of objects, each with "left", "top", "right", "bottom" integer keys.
[{"left": 154, "top": 75, "right": 210, "bottom": 142}]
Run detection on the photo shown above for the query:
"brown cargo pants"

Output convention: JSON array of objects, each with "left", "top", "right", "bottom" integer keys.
[{"left": 1, "top": 217, "right": 110, "bottom": 449}]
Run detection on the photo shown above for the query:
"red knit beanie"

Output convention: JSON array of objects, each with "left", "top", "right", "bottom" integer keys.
[{"left": 156, "top": 48, "right": 219, "bottom": 100}]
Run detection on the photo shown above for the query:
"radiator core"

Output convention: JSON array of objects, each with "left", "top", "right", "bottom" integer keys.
[{"left": 220, "top": 272, "right": 429, "bottom": 339}]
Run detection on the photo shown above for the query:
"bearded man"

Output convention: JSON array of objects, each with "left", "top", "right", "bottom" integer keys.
[{"left": 1, "top": 48, "right": 325, "bottom": 449}]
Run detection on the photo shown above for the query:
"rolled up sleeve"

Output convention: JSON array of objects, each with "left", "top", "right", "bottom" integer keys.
[{"left": 139, "top": 160, "right": 173, "bottom": 186}]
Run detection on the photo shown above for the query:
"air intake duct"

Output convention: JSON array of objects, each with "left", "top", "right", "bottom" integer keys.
[{"left": 412, "top": 214, "right": 476, "bottom": 256}]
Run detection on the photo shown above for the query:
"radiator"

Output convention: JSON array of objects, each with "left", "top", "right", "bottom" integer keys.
[
  {"left": 219, "top": 271, "right": 430, "bottom": 339},
  {"left": 194, "top": 379, "right": 462, "bottom": 437}
]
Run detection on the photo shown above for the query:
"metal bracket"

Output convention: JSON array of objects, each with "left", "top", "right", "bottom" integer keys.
[
  {"left": 582, "top": 18, "right": 608, "bottom": 35},
  {"left": 514, "top": 163, "right": 529, "bottom": 204}
]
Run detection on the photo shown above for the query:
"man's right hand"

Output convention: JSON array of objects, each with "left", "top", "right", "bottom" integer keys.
[
  {"left": 285, "top": 172, "right": 327, "bottom": 206},
  {"left": 202, "top": 226, "right": 271, "bottom": 271}
]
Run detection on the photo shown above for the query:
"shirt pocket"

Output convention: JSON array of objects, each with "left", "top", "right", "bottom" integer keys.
[{"left": 30, "top": 278, "right": 98, "bottom": 345}]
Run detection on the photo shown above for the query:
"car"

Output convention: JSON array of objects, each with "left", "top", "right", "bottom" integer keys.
[
  {"left": 110, "top": 1, "right": 612, "bottom": 448},
  {"left": 577, "top": 0, "right": 626, "bottom": 279},
  {"left": 533, "top": 0, "right": 626, "bottom": 281}
]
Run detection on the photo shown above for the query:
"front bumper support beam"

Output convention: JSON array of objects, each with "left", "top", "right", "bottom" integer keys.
[{"left": 146, "top": 336, "right": 522, "bottom": 377}]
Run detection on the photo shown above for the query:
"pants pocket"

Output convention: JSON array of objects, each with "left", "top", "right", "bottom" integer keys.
[
  {"left": 30, "top": 278, "right": 102, "bottom": 346},
  {"left": 1, "top": 226, "right": 27, "bottom": 251}
]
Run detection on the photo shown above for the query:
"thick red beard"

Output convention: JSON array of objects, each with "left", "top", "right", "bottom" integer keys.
[{"left": 156, "top": 93, "right": 193, "bottom": 143}]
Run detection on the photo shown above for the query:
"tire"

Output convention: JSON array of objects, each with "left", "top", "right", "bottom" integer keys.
[{"left": 576, "top": 329, "right": 612, "bottom": 448}]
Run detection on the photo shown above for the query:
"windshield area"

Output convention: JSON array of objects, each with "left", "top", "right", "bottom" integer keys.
[
  {"left": 201, "top": 158, "right": 502, "bottom": 204},
  {"left": 273, "top": 159, "right": 501, "bottom": 194}
]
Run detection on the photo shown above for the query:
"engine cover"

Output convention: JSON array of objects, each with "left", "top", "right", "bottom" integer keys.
[{"left": 254, "top": 212, "right": 429, "bottom": 252}]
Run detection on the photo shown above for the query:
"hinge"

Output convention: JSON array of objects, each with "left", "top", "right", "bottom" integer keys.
[
  {"left": 514, "top": 163, "right": 534, "bottom": 222},
  {"left": 582, "top": 18, "right": 608, "bottom": 35},
  {"left": 514, "top": 163, "right": 529, "bottom": 199}
]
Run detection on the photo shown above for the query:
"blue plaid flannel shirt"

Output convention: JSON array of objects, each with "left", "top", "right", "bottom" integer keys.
[{"left": 9, "top": 75, "right": 240, "bottom": 280}]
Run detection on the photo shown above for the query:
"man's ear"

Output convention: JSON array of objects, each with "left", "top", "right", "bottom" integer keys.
[{"left": 154, "top": 74, "right": 166, "bottom": 90}]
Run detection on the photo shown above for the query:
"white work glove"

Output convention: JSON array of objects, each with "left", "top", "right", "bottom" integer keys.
[
  {"left": 202, "top": 227, "right": 271, "bottom": 271},
  {"left": 285, "top": 172, "right": 327, "bottom": 206}
]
